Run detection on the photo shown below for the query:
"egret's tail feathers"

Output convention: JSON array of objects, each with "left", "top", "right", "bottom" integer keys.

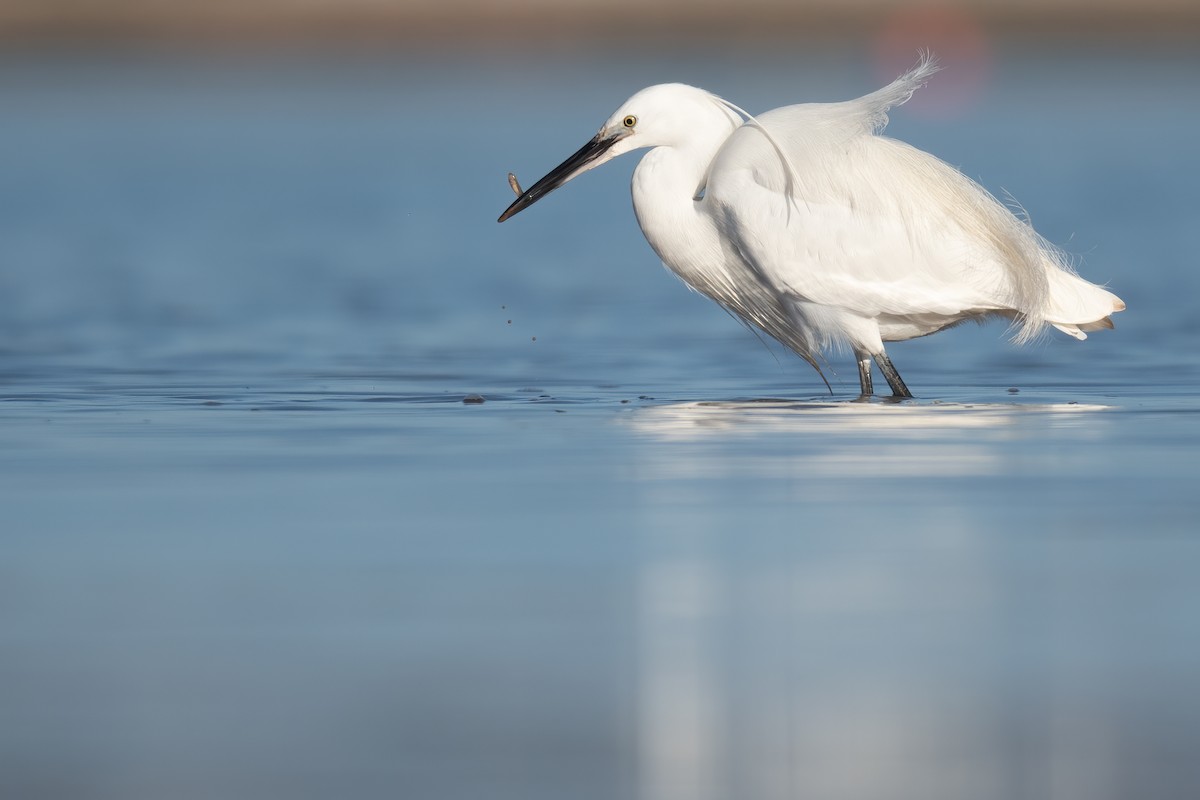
[
  {"left": 1082, "top": 316, "right": 1116, "bottom": 331},
  {"left": 1050, "top": 317, "right": 1115, "bottom": 340},
  {"left": 1051, "top": 323, "right": 1088, "bottom": 340},
  {"left": 863, "top": 51, "right": 942, "bottom": 134},
  {"left": 1043, "top": 269, "right": 1125, "bottom": 342}
]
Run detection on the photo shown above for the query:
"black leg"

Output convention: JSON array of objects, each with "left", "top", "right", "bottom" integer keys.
[
  {"left": 873, "top": 351, "right": 913, "bottom": 398},
  {"left": 856, "top": 356, "right": 873, "bottom": 399}
]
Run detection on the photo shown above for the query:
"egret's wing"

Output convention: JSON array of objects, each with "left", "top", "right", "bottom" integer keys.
[
  {"left": 704, "top": 63, "right": 1057, "bottom": 335},
  {"left": 708, "top": 163, "right": 997, "bottom": 322}
]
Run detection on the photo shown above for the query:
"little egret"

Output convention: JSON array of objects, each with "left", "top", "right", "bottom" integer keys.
[{"left": 498, "top": 55, "right": 1124, "bottom": 398}]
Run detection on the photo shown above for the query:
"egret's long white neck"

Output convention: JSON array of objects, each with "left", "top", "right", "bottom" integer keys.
[{"left": 630, "top": 108, "right": 740, "bottom": 292}]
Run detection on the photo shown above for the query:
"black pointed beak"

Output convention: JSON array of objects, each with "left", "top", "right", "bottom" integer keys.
[{"left": 498, "top": 131, "right": 622, "bottom": 223}]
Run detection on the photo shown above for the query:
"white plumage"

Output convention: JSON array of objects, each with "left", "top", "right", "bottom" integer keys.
[{"left": 499, "top": 55, "right": 1124, "bottom": 397}]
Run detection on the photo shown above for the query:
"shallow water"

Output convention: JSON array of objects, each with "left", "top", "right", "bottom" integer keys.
[{"left": 3, "top": 46, "right": 1200, "bottom": 799}]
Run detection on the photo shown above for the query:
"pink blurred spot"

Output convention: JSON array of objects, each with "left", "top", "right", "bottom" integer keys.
[{"left": 873, "top": 5, "right": 992, "bottom": 118}]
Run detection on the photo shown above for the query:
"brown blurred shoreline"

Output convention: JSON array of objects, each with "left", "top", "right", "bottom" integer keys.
[{"left": 2, "top": 0, "right": 1199, "bottom": 48}]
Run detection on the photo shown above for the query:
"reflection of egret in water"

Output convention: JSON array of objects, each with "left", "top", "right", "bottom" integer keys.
[
  {"left": 634, "top": 532, "right": 1127, "bottom": 800},
  {"left": 623, "top": 399, "right": 1112, "bottom": 479},
  {"left": 625, "top": 396, "right": 1139, "bottom": 799},
  {"left": 637, "top": 558, "right": 725, "bottom": 800},
  {"left": 630, "top": 427, "right": 1127, "bottom": 800}
]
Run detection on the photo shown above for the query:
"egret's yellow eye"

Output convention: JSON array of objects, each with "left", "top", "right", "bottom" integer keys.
[{"left": 622, "top": 115, "right": 637, "bottom": 129}]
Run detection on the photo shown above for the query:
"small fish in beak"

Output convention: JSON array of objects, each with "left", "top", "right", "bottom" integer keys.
[{"left": 497, "top": 130, "right": 627, "bottom": 223}]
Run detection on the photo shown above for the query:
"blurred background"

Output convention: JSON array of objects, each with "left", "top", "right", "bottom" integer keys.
[
  {"left": 3, "top": 0, "right": 1200, "bottom": 44},
  {"left": 3, "top": 3, "right": 1200, "bottom": 800}
]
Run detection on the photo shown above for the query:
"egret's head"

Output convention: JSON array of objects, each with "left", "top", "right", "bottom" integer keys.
[{"left": 498, "top": 84, "right": 732, "bottom": 222}]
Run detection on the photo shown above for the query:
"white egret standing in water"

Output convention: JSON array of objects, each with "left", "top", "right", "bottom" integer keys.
[{"left": 498, "top": 55, "right": 1124, "bottom": 398}]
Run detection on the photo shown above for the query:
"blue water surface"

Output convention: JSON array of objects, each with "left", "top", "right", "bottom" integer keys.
[{"left": 2, "top": 45, "right": 1199, "bottom": 799}]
